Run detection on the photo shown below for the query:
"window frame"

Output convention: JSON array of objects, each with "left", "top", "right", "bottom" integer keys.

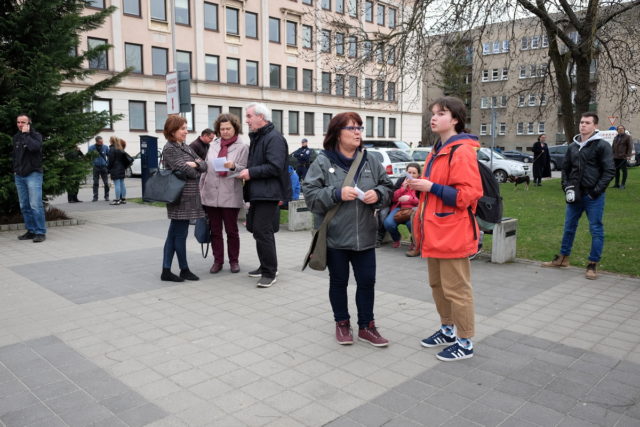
[
  {"left": 269, "top": 17, "right": 281, "bottom": 43},
  {"left": 302, "top": 25, "right": 313, "bottom": 49},
  {"left": 174, "top": 0, "right": 190, "bottom": 26},
  {"left": 389, "top": 117, "right": 396, "bottom": 137},
  {"left": 304, "top": 112, "right": 315, "bottom": 135},
  {"left": 377, "top": 117, "right": 385, "bottom": 137},
  {"left": 270, "top": 63, "right": 281, "bottom": 88},
  {"left": 226, "top": 7, "right": 239, "bottom": 36},
  {"left": 151, "top": 46, "right": 168, "bottom": 76},
  {"left": 205, "top": 54, "right": 220, "bottom": 82},
  {"left": 321, "top": 71, "right": 331, "bottom": 94},
  {"left": 150, "top": 0, "right": 167, "bottom": 22},
  {"left": 124, "top": 42, "right": 143, "bottom": 74},
  {"left": 226, "top": 57, "right": 240, "bottom": 84},
  {"left": 286, "top": 20, "right": 297, "bottom": 46},
  {"left": 246, "top": 60, "right": 259, "bottom": 86},
  {"left": 245, "top": 11, "right": 258, "bottom": 38},
  {"left": 87, "top": 37, "right": 108, "bottom": 70},
  {"left": 91, "top": 98, "right": 113, "bottom": 130},
  {"left": 204, "top": 2, "right": 219, "bottom": 31},
  {"left": 286, "top": 66, "right": 298, "bottom": 91},
  {"left": 388, "top": 8, "right": 397, "bottom": 28},
  {"left": 176, "top": 50, "right": 192, "bottom": 78},
  {"left": 123, "top": 0, "right": 141, "bottom": 17},
  {"left": 154, "top": 102, "right": 167, "bottom": 131},
  {"left": 289, "top": 111, "right": 300, "bottom": 135},
  {"left": 376, "top": 4, "right": 385, "bottom": 26},
  {"left": 335, "top": 32, "right": 345, "bottom": 56},
  {"left": 335, "top": 74, "right": 345, "bottom": 96},
  {"left": 302, "top": 69, "right": 313, "bottom": 92},
  {"left": 128, "top": 100, "right": 147, "bottom": 131}
]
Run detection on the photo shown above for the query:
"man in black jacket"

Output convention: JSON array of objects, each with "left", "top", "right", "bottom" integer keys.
[
  {"left": 612, "top": 125, "right": 633, "bottom": 189},
  {"left": 12, "top": 114, "right": 47, "bottom": 242},
  {"left": 236, "top": 102, "right": 291, "bottom": 288},
  {"left": 543, "top": 112, "right": 615, "bottom": 279},
  {"left": 189, "top": 128, "right": 214, "bottom": 160}
]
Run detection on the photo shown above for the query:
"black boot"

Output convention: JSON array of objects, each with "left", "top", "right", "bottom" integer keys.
[
  {"left": 180, "top": 269, "right": 199, "bottom": 281},
  {"left": 161, "top": 268, "right": 184, "bottom": 282},
  {"left": 74, "top": 195, "right": 82, "bottom": 203}
]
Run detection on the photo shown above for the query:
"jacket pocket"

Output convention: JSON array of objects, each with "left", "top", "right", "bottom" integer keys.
[{"left": 434, "top": 212, "right": 454, "bottom": 217}]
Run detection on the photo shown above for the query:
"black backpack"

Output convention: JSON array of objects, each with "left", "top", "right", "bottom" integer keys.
[{"left": 449, "top": 144, "right": 503, "bottom": 226}]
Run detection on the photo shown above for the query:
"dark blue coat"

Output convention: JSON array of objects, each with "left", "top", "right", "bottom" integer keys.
[{"left": 244, "top": 123, "right": 291, "bottom": 202}]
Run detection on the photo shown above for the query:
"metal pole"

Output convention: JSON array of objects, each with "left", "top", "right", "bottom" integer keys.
[
  {"left": 490, "top": 106, "right": 497, "bottom": 170},
  {"left": 170, "top": 0, "right": 176, "bottom": 73}
]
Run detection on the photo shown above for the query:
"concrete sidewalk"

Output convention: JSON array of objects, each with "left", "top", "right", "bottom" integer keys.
[{"left": 0, "top": 180, "right": 639, "bottom": 427}]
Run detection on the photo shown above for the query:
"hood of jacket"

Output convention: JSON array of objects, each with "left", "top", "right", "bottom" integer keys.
[{"left": 572, "top": 131, "right": 602, "bottom": 146}]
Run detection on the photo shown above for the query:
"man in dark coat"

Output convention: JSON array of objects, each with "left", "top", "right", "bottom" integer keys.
[
  {"left": 88, "top": 136, "right": 109, "bottom": 201},
  {"left": 189, "top": 128, "right": 214, "bottom": 160},
  {"left": 236, "top": 102, "right": 291, "bottom": 288},
  {"left": 531, "top": 134, "right": 551, "bottom": 186},
  {"left": 12, "top": 114, "right": 47, "bottom": 242},
  {"left": 292, "top": 138, "right": 312, "bottom": 179},
  {"left": 612, "top": 125, "right": 633, "bottom": 189}
]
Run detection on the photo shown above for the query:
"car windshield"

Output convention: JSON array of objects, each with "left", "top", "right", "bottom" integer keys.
[
  {"left": 393, "top": 141, "right": 411, "bottom": 150},
  {"left": 387, "top": 150, "right": 412, "bottom": 162},
  {"left": 412, "top": 151, "right": 428, "bottom": 161},
  {"left": 368, "top": 151, "right": 384, "bottom": 163}
]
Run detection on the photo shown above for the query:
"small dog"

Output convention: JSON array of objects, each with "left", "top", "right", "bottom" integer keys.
[{"left": 507, "top": 175, "right": 530, "bottom": 190}]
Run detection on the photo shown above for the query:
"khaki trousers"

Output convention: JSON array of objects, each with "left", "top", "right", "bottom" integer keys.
[{"left": 427, "top": 257, "right": 475, "bottom": 338}]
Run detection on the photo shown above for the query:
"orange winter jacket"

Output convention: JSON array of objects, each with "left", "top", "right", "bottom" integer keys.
[{"left": 413, "top": 134, "right": 483, "bottom": 258}]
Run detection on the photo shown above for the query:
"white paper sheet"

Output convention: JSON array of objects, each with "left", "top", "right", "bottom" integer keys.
[
  {"left": 354, "top": 186, "right": 366, "bottom": 201},
  {"left": 213, "top": 157, "right": 229, "bottom": 171}
]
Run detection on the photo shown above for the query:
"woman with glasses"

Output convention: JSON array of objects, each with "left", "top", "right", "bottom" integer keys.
[{"left": 302, "top": 112, "right": 394, "bottom": 347}]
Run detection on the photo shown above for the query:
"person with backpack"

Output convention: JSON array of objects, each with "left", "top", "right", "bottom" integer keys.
[{"left": 407, "top": 96, "right": 483, "bottom": 361}]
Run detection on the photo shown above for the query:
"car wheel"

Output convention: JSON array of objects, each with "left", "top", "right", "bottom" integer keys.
[
  {"left": 550, "top": 160, "right": 557, "bottom": 171},
  {"left": 125, "top": 167, "right": 132, "bottom": 178},
  {"left": 494, "top": 169, "right": 508, "bottom": 183}
]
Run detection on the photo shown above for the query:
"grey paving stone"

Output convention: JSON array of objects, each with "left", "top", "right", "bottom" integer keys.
[
  {"left": 85, "top": 416, "right": 130, "bottom": 427},
  {"left": 380, "top": 416, "right": 422, "bottom": 426},
  {"left": 23, "top": 416, "right": 68, "bottom": 427},
  {"left": 556, "top": 415, "right": 601, "bottom": 427},
  {"left": 346, "top": 403, "right": 394, "bottom": 427},
  {"left": 458, "top": 402, "right": 509, "bottom": 427},
  {"left": 568, "top": 401, "right": 623, "bottom": 427},
  {"left": 371, "top": 391, "right": 419, "bottom": 414},
  {"left": 507, "top": 367, "right": 556, "bottom": 388},
  {"left": 616, "top": 414, "right": 640, "bottom": 427},
  {"left": 403, "top": 402, "right": 451, "bottom": 425},
  {"left": 31, "top": 380, "right": 79, "bottom": 401},
  {"left": 557, "top": 367, "right": 606, "bottom": 388},
  {"left": 1, "top": 403, "right": 55, "bottom": 427},
  {"left": 0, "top": 379, "right": 28, "bottom": 400},
  {"left": 423, "top": 391, "right": 472, "bottom": 415},
  {"left": 46, "top": 390, "right": 96, "bottom": 414},
  {"left": 512, "top": 402, "right": 565, "bottom": 426},
  {"left": 607, "top": 369, "right": 640, "bottom": 389},
  {"left": 20, "top": 369, "right": 68, "bottom": 389},
  {"left": 117, "top": 402, "right": 168, "bottom": 427},
  {"left": 530, "top": 389, "right": 578, "bottom": 414},
  {"left": 497, "top": 416, "right": 538, "bottom": 427},
  {"left": 463, "top": 369, "right": 503, "bottom": 388},
  {"left": 443, "top": 379, "right": 491, "bottom": 401},
  {"left": 579, "top": 352, "right": 619, "bottom": 368},
  {"left": 625, "top": 402, "right": 640, "bottom": 420},
  {"left": 0, "top": 392, "right": 39, "bottom": 417},
  {"left": 324, "top": 417, "right": 364, "bottom": 427},
  {"left": 57, "top": 403, "right": 115, "bottom": 427},
  {"left": 545, "top": 377, "right": 590, "bottom": 400},
  {"left": 547, "top": 343, "right": 586, "bottom": 359},
  {"left": 493, "top": 378, "right": 540, "bottom": 400},
  {"left": 392, "top": 379, "right": 437, "bottom": 400},
  {"left": 582, "top": 389, "right": 635, "bottom": 414},
  {"left": 414, "top": 370, "right": 458, "bottom": 388},
  {"left": 475, "top": 390, "right": 526, "bottom": 414}
]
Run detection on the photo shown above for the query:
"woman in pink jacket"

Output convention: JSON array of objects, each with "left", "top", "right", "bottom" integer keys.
[
  {"left": 383, "top": 163, "right": 421, "bottom": 248},
  {"left": 199, "top": 114, "right": 249, "bottom": 274}
]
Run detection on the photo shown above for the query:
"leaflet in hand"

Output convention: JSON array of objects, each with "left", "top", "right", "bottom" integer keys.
[
  {"left": 213, "top": 157, "right": 229, "bottom": 171},
  {"left": 354, "top": 186, "right": 366, "bottom": 201}
]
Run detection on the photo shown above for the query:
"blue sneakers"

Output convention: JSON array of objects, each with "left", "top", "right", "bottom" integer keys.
[
  {"left": 436, "top": 342, "right": 474, "bottom": 361},
  {"left": 421, "top": 330, "right": 456, "bottom": 348}
]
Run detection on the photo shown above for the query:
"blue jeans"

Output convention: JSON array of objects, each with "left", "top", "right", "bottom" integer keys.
[
  {"left": 15, "top": 172, "right": 46, "bottom": 235},
  {"left": 560, "top": 193, "right": 605, "bottom": 262},
  {"left": 383, "top": 207, "right": 412, "bottom": 242},
  {"left": 163, "top": 219, "right": 190, "bottom": 270},
  {"left": 113, "top": 179, "right": 126, "bottom": 200},
  {"left": 327, "top": 247, "right": 376, "bottom": 329}
]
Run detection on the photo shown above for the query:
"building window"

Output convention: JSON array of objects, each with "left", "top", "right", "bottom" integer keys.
[
  {"left": 229, "top": 107, "right": 242, "bottom": 120},
  {"left": 492, "top": 68, "right": 499, "bottom": 80},
  {"left": 87, "top": 0, "right": 105, "bottom": 8},
  {"left": 269, "top": 17, "right": 280, "bottom": 43},
  {"left": 289, "top": 111, "right": 299, "bottom": 134},
  {"left": 501, "top": 68, "right": 508, "bottom": 80},
  {"left": 123, "top": 0, "right": 141, "bottom": 16},
  {"left": 348, "top": 0, "right": 357, "bottom": 18},
  {"left": 519, "top": 65, "right": 527, "bottom": 79},
  {"left": 245, "top": 12, "right": 258, "bottom": 38},
  {"left": 208, "top": 105, "right": 222, "bottom": 125},
  {"left": 302, "top": 0, "right": 312, "bottom": 4},
  {"left": 302, "top": 25, "right": 312, "bottom": 49},
  {"left": 175, "top": 0, "right": 190, "bottom": 25},
  {"left": 376, "top": 43, "right": 384, "bottom": 64},
  {"left": 364, "top": 1, "right": 373, "bottom": 22},
  {"left": 502, "top": 39, "right": 509, "bottom": 52},
  {"left": 286, "top": 21, "right": 297, "bottom": 46},
  {"left": 377, "top": 117, "right": 385, "bottom": 137},
  {"left": 492, "top": 40, "right": 500, "bottom": 54},
  {"left": 528, "top": 94, "right": 536, "bottom": 106},
  {"left": 335, "top": 33, "right": 345, "bottom": 56},
  {"left": 482, "top": 69, "right": 489, "bottom": 82},
  {"left": 517, "top": 122, "right": 524, "bottom": 134},
  {"left": 336, "top": 0, "right": 344, "bottom": 13},
  {"left": 499, "top": 122, "right": 506, "bottom": 135},
  {"left": 272, "top": 110, "right": 283, "bottom": 133},
  {"left": 518, "top": 95, "right": 525, "bottom": 107},
  {"left": 92, "top": 98, "right": 112, "bottom": 129},
  {"left": 321, "top": 0, "right": 331, "bottom": 10},
  {"left": 527, "top": 122, "right": 535, "bottom": 134},
  {"left": 542, "top": 35, "right": 549, "bottom": 48},
  {"left": 531, "top": 35, "right": 540, "bottom": 49},
  {"left": 376, "top": 4, "right": 385, "bottom": 25},
  {"left": 185, "top": 107, "right": 195, "bottom": 132},
  {"left": 155, "top": 102, "right": 167, "bottom": 131},
  {"left": 387, "top": 82, "right": 395, "bottom": 101},
  {"left": 348, "top": 36, "right": 357, "bottom": 58},
  {"left": 204, "top": 2, "right": 218, "bottom": 30},
  {"left": 87, "top": 38, "right": 108, "bottom": 70},
  {"left": 304, "top": 112, "right": 314, "bottom": 135},
  {"left": 389, "top": 8, "right": 397, "bottom": 28},
  {"left": 480, "top": 97, "right": 488, "bottom": 109},
  {"left": 335, "top": 74, "right": 345, "bottom": 96},
  {"left": 389, "top": 118, "right": 396, "bottom": 137},
  {"left": 387, "top": 48, "right": 396, "bottom": 65},
  {"left": 376, "top": 80, "right": 384, "bottom": 100},
  {"left": 323, "top": 113, "right": 332, "bottom": 134},
  {"left": 363, "top": 40, "right": 372, "bottom": 61},
  {"left": 129, "top": 101, "right": 146, "bottom": 131},
  {"left": 124, "top": 43, "right": 142, "bottom": 73},
  {"left": 349, "top": 75, "right": 358, "bottom": 97},
  {"left": 270, "top": 64, "right": 281, "bottom": 88},
  {"left": 246, "top": 61, "right": 258, "bottom": 86},
  {"left": 150, "top": 0, "right": 166, "bottom": 21},
  {"left": 226, "top": 7, "right": 239, "bottom": 35},
  {"left": 152, "top": 47, "right": 168, "bottom": 76},
  {"left": 538, "top": 122, "right": 545, "bottom": 133},
  {"left": 530, "top": 64, "right": 538, "bottom": 78},
  {"left": 205, "top": 55, "right": 219, "bottom": 81},
  {"left": 521, "top": 36, "right": 529, "bottom": 50},
  {"left": 364, "top": 78, "right": 373, "bottom": 99},
  {"left": 320, "top": 30, "right": 331, "bottom": 53},
  {"left": 287, "top": 66, "right": 297, "bottom": 90},
  {"left": 176, "top": 50, "right": 191, "bottom": 77},
  {"left": 303, "top": 69, "right": 313, "bottom": 92},
  {"left": 321, "top": 72, "right": 331, "bottom": 94},
  {"left": 365, "top": 116, "right": 374, "bottom": 137},
  {"left": 226, "top": 58, "right": 239, "bottom": 84},
  {"left": 480, "top": 124, "right": 488, "bottom": 136},
  {"left": 540, "top": 94, "right": 547, "bottom": 105},
  {"left": 482, "top": 43, "right": 490, "bottom": 55}
]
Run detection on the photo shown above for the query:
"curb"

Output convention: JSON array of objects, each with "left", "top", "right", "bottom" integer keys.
[{"left": 0, "top": 218, "right": 87, "bottom": 232}]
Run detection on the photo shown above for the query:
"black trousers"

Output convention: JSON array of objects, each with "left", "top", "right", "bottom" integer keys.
[
  {"left": 614, "top": 158, "right": 628, "bottom": 186},
  {"left": 248, "top": 201, "right": 279, "bottom": 278},
  {"left": 92, "top": 166, "right": 109, "bottom": 199}
]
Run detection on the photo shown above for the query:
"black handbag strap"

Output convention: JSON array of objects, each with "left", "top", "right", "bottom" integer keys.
[{"left": 317, "top": 149, "right": 364, "bottom": 231}]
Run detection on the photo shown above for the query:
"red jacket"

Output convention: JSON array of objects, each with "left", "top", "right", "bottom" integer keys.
[
  {"left": 391, "top": 185, "right": 419, "bottom": 210},
  {"left": 413, "top": 134, "right": 483, "bottom": 258}
]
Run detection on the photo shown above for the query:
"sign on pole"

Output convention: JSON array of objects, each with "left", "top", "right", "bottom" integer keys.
[
  {"left": 166, "top": 72, "right": 179, "bottom": 114},
  {"left": 608, "top": 116, "right": 617, "bottom": 126}
]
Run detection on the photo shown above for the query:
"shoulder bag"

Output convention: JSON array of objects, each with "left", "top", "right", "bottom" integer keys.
[
  {"left": 302, "top": 150, "right": 364, "bottom": 271},
  {"left": 194, "top": 214, "right": 211, "bottom": 258},
  {"left": 143, "top": 169, "right": 186, "bottom": 203}
]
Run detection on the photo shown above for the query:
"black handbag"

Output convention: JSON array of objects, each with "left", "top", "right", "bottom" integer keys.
[
  {"left": 143, "top": 169, "right": 186, "bottom": 203},
  {"left": 194, "top": 215, "right": 211, "bottom": 258}
]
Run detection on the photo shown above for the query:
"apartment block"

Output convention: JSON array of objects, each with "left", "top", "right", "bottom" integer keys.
[{"left": 65, "top": 0, "right": 422, "bottom": 153}]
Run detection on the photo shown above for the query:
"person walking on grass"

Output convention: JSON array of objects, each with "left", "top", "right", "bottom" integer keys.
[
  {"left": 612, "top": 125, "right": 632, "bottom": 189},
  {"left": 542, "top": 112, "right": 614, "bottom": 280}
]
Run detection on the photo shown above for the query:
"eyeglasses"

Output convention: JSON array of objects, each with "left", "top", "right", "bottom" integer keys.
[{"left": 342, "top": 126, "right": 365, "bottom": 132}]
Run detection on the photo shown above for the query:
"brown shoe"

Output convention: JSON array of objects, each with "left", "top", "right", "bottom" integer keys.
[
  {"left": 405, "top": 248, "right": 420, "bottom": 257},
  {"left": 209, "top": 263, "right": 223, "bottom": 274},
  {"left": 358, "top": 321, "right": 389, "bottom": 347},
  {"left": 585, "top": 262, "right": 597, "bottom": 280},
  {"left": 542, "top": 254, "right": 570, "bottom": 268},
  {"left": 335, "top": 320, "right": 353, "bottom": 345},
  {"left": 230, "top": 262, "right": 240, "bottom": 273}
]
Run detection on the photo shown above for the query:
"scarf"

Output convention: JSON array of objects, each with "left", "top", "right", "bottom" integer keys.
[{"left": 217, "top": 135, "right": 238, "bottom": 176}]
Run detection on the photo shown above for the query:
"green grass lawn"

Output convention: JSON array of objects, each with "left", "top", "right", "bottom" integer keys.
[
  {"left": 484, "top": 167, "right": 640, "bottom": 277},
  {"left": 128, "top": 197, "right": 166, "bottom": 208}
]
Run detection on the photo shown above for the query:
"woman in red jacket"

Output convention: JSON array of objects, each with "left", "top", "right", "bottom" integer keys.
[
  {"left": 407, "top": 96, "right": 483, "bottom": 362},
  {"left": 383, "top": 163, "right": 421, "bottom": 248}
]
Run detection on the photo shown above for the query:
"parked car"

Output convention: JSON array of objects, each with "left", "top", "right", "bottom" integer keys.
[
  {"left": 501, "top": 150, "right": 533, "bottom": 163},
  {"left": 363, "top": 139, "right": 411, "bottom": 152},
  {"left": 477, "top": 148, "right": 529, "bottom": 183},
  {"left": 126, "top": 150, "right": 163, "bottom": 177},
  {"left": 409, "top": 146, "right": 433, "bottom": 162},
  {"left": 288, "top": 148, "right": 322, "bottom": 169},
  {"left": 547, "top": 144, "right": 568, "bottom": 171},
  {"left": 629, "top": 141, "right": 639, "bottom": 167},
  {"left": 366, "top": 147, "right": 413, "bottom": 183}
]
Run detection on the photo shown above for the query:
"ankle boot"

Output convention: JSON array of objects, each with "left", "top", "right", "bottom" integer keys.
[
  {"left": 161, "top": 268, "right": 184, "bottom": 282},
  {"left": 180, "top": 269, "right": 199, "bottom": 281},
  {"left": 542, "top": 254, "right": 570, "bottom": 268}
]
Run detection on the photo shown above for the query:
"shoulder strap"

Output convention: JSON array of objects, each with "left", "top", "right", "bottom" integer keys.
[
  {"left": 448, "top": 144, "right": 462, "bottom": 165},
  {"left": 317, "top": 150, "right": 364, "bottom": 229}
]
